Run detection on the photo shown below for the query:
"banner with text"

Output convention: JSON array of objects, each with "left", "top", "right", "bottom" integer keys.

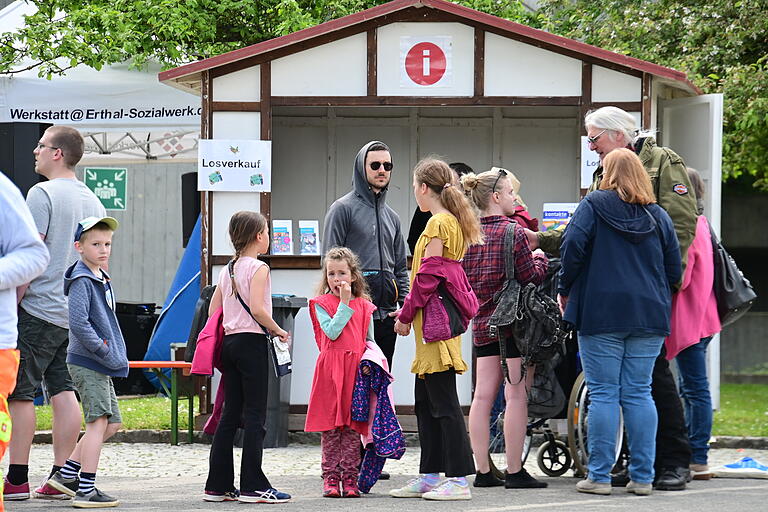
[{"left": 197, "top": 139, "right": 272, "bottom": 192}]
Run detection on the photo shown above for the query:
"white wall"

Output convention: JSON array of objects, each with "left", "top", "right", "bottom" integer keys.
[{"left": 269, "top": 106, "right": 581, "bottom": 405}]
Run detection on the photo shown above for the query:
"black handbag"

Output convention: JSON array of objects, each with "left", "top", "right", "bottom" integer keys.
[{"left": 710, "top": 226, "right": 756, "bottom": 327}]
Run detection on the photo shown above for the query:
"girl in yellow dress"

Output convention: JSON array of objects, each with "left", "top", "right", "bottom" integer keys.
[{"left": 390, "top": 158, "right": 483, "bottom": 501}]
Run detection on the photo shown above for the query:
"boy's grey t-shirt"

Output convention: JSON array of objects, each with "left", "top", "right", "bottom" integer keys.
[{"left": 21, "top": 178, "right": 105, "bottom": 329}]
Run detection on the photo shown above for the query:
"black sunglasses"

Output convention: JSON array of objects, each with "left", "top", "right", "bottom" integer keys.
[
  {"left": 369, "top": 161, "right": 393, "bottom": 171},
  {"left": 491, "top": 168, "right": 508, "bottom": 194}
]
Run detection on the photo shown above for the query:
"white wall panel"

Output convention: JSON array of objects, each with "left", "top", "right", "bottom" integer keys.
[
  {"left": 211, "top": 192, "right": 262, "bottom": 255},
  {"left": 592, "top": 65, "right": 642, "bottom": 102},
  {"left": 211, "top": 111, "right": 261, "bottom": 139},
  {"left": 272, "top": 34, "right": 367, "bottom": 96},
  {"left": 212, "top": 66, "right": 261, "bottom": 101},
  {"left": 377, "top": 23, "right": 474, "bottom": 97},
  {"left": 500, "top": 118, "right": 580, "bottom": 219},
  {"left": 485, "top": 33, "right": 581, "bottom": 97}
]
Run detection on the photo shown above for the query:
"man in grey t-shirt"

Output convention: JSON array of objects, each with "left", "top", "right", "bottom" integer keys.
[{"left": 5, "top": 126, "right": 105, "bottom": 501}]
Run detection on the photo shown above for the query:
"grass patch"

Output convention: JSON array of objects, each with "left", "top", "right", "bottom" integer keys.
[
  {"left": 34, "top": 395, "right": 199, "bottom": 431},
  {"left": 713, "top": 383, "right": 768, "bottom": 437}
]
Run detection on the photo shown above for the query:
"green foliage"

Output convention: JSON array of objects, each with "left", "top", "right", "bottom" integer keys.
[
  {"left": 1, "top": 0, "right": 765, "bottom": 187},
  {"left": 534, "top": 0, "right": 768, "bottom": 190}
]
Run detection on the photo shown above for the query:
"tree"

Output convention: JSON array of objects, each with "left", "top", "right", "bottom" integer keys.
[
  {"left": 2, "top": 1, "right": 765, "bottom": 188},
  {"left": 533, "top": 0, "right": 768, "bottom": 190}
]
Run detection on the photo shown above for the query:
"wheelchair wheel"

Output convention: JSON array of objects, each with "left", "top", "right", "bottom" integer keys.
[
  {"left": 487, "top": 412, "right": 533, "bottom": 480},
  {"left": 567, "top": 372, "right": 625, "bottom": 476},
  {"left": 536, "top": 439, "right": 572, "bottom": 477}
]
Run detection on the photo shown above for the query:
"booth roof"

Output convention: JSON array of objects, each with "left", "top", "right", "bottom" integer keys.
[{"left": 159, "top": 0, "right": 700, "bottom": 96}]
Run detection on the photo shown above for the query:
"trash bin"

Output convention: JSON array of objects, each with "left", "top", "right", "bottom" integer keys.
[
  {"left": 265, "top": 294, "right": 307, "bottom": 448},
  {"left": 115, "top": 302, "right": 158, "bottom": 395}
]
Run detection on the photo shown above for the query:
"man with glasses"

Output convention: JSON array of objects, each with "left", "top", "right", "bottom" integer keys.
[
  {"left": 5, "top": 126, "right": 106, "bottom": 501},
  {"left": 531, "top": 106, "right": 698, "bottom": 492},
  {"left": 322, "top": 141, "right": 409, "bottom": 372}
]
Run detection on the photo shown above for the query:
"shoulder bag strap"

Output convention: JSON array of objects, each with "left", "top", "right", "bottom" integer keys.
[{"left": 228, "top": 260, "right": 273, "bottom": 339}]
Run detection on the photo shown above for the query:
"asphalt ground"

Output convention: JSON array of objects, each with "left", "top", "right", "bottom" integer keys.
[{"left": 4, "top": 444, "right": 768, "bottom": 511}]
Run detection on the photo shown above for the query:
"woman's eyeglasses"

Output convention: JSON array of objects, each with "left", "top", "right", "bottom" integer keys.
[{"left": 369, "top": 161, "right": 393, "bottom": 171}]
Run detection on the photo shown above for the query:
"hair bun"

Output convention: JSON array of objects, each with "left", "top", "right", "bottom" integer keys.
[{"left": 460, "top": 172, "right": 478, "bottom": 191}]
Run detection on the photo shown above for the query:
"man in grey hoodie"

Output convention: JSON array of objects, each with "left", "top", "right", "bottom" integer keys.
[{"left": 322, "top": 141, "right": 409, "bottom": 370}]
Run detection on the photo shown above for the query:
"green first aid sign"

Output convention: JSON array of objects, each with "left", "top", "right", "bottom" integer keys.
[{"left": 84, "top": 167, "right": 127, "bottom": 211}]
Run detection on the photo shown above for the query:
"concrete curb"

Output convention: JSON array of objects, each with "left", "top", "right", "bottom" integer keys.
[{"left": 31, "top": 430, "right": 768, "bottom": 450}]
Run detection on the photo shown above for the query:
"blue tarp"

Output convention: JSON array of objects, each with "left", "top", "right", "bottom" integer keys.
[{"left": 143, "top": 216, "right": 201, "bottom": 391}]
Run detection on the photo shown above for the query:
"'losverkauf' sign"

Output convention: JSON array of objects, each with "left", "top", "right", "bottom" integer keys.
[{"left": 198, "top": 139, "right": 272, "bottom": 192}]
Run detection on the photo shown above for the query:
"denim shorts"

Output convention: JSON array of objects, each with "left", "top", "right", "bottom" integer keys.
[
  {"left": 9, "top": 308, "right": 75, "bottom": 401},
  {"left": 67, "top": 364, "right": 122, "bottom": 424}
]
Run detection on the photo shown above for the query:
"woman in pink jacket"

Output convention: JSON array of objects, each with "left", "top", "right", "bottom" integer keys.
[{"left": 665, "top": 168, "right": 721, "bottom": 481}]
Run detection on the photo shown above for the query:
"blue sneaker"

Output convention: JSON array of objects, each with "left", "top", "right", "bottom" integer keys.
[{"left": 239, "top": 488, "right": 291, "bottom": 503}]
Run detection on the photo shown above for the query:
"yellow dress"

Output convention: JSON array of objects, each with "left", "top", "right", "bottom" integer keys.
[{"left": 410, "top": 212, "right": 468, "bottom": 377}]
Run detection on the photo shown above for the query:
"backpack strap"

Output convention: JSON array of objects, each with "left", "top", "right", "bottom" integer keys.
[{"left": 499, "top": 221, "right": 517, "bottom": 383}]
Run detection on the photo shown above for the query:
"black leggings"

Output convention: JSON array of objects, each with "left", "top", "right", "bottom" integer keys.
[
  {"left": 415, "top": 370, "right": 476, "bottom": 477},
  {"left": 206, "top": 332, "right": 271, "bottom": 493}
]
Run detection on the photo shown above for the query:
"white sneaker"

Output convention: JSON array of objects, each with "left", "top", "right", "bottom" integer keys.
[
  {"left": 389, "top": 476, "right": 440, "bottom": 498},
  {"left": 422, "top": 478, "right": 472, "bottom": 501}
]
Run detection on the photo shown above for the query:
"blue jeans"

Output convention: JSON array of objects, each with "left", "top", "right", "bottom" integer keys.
[
  {"left": 578, "top": 332, "right": 663, "bottom": 484},
  {"left": 675, "top": 337, "right": 713, "bottom": 465}
]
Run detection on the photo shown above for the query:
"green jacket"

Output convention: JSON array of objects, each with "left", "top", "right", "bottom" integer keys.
[{"left": 538, "top": 137, "right": 698, "bottom": 272}]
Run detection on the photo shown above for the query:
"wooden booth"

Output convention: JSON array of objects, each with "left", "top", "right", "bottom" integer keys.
[{"left": 159, "top": 0, "right": 723, "bottom": 410}]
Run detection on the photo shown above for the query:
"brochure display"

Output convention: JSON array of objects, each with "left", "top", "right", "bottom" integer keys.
[
  {"left": 298, "top": 220, "right": 320, "bottom": 255},
  {"left": 272, "top": 220, "right": 293, "bottom": 255}
]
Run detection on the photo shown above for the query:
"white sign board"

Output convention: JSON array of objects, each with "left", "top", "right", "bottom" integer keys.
[
  {"left": 580, "top": 136, "right": 600, "bottom": 188},
  {"left": 197, "top": 139, "right": 272, "bottom": 192},
  {"left": 400, "top": 36, "right": 453, "bottom": 88}
]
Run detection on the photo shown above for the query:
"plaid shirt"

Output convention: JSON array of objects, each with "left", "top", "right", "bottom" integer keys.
[{"left": 462, "top": 216, "right": 548, "bottom": 346}]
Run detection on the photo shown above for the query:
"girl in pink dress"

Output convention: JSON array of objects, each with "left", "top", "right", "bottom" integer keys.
[{"left": 306, "top": 247, "right": 376, "bottom": 498}]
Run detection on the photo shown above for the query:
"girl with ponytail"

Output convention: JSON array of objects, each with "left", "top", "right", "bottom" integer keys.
[{"left": 389, "top": 158, "right": 481, "bottom": 501}]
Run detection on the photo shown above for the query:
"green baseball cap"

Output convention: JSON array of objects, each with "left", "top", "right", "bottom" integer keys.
[{"left": 74, "top": 216, "right": 119, "bottom": 242}]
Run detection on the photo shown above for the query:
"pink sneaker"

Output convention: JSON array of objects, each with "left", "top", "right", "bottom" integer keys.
[
  {"left": 3, "top": 478, "right": 30, "bottom": 501},
  {"left": 33, "top": 481, "right": 72, "bottom": 500}
]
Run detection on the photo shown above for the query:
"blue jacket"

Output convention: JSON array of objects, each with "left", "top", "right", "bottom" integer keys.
[
  {"left": 63, "top": 260, "right": 128, "bottom": 377},
  {"left": 558, "top": 190, "right": 682, "bottom": 336}
]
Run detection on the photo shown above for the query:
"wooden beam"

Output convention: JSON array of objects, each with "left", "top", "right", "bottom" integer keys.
[
  {"left": 367, "top": 29, "right": 377, "bottom": 96},
  {"left": 200, "top": 70, "right": 213, "bottom": 288},
  {"left": 260, "top": 62, "right": 273, "bottom": 232},
  {"left": 642, "top": 72, "right": 652, "bottom": 130},
  {"left": 210, "top": 101, "right": 261, "bottom": 112},
  {"left": 474, "top": 28, "right": 485, "bottom": 97},
  {"left": 580, "top": 62, "right": 592, "bottom": 136},
  {"left": 271, "top": 95, "right": 582, "bottom": 107}
]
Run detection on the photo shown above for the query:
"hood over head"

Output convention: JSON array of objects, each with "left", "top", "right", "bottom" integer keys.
[
  {"left": 353, "top": 140, "right": 392, "bottom": 207},
  {"left": 585, "top": 190, "right": 658, "bottom": 244}
]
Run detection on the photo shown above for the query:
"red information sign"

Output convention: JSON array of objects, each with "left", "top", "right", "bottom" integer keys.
[{"left": 404, "top": 42, "right": 447, "bottom": 86}]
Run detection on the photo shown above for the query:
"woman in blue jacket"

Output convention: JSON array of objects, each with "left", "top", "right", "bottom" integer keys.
[{"left": 558, "top": 148, "right": 682, "bottom": 497}]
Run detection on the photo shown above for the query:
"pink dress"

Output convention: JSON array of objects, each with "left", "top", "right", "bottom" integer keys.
[
  {"left": 665, "top": 215, "right": 721, "bottom": 359},
  {"left": 305, "top": 294, "right": 376, "bottom": 435}
]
